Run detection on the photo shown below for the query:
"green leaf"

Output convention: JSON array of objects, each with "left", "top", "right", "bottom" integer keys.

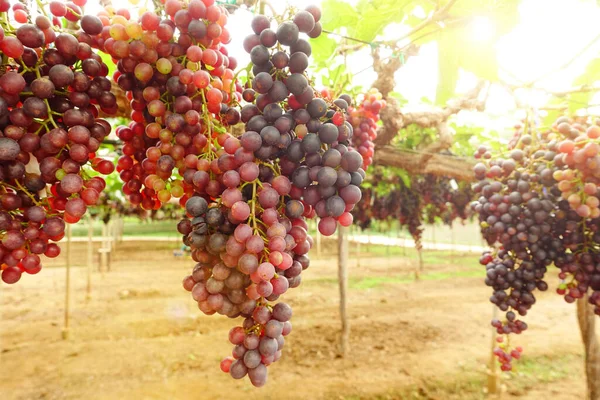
[
  {"left": 574, "top": 58, "right": 600, "bottom": 86},
  {"left": 309, "top": 34, "right": 338, "bottom": 68},
  {"left": 354, "top": 0, "right": 415, "bottom": 42},
  {"left": 436, "top": 38, "right": 460, "bottom": 105},
  {"left": 565, "top": 57, "right": 600, "bottom": 114},
  {"left": 395, "top": 168, "right": 412, "bottom": 188},
  {"left": 321, "top": 0, "right": 360, "bottom": 32},
  {"left": 433, "top": 0, "right": 519, "bottom": 103},
  {"left": 568, "top": 92, "right": 592, "bottom": 115}
]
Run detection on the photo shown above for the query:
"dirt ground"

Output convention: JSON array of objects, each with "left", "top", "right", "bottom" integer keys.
[{"left": 0, "top": 240, "right": 592, "bottom": 400}]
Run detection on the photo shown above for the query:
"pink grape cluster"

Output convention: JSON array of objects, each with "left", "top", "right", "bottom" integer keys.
[{"left": 178, "top": 5, "right": 371, "bottom": 386}]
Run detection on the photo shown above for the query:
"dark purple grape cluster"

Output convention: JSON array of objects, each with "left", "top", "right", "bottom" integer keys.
[
  {"left": 472, "top": 117, "right": 600, "bottom": 370},
  {"left": 351, "top": 174, "right": 473, "bottom": 249}
]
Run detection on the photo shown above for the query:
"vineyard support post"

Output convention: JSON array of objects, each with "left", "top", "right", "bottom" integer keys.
[
  {"left": 316, "top": 218, "right": 321, "bottom": 258},
  {"left": 119, "top": 217, "right": 124, "bottom": 242},
  {"left": 112, "top": 217, "right": 118, "bottom": 250},
  {"left": 62, "top": 224, "right": 72, "bottom": 340},
  {"left": 487, "top": 305, "right": 499, "bottom": 395},
  {"left": 577, "top": 295, "right": 600, "bottom": 400},
  {"left": 356, "top": 228, "right": 361, "bottom": 268},
  {"left": 86, "top": 216, "right": 93, "bottom": 301},
  {"left": 386, "top": 225, "right": 391, "bottom": 258},
  {"left": 338, "top": 225, "right": 350, "bottom": 356},
  {"left": 100, "top": 223, "right": 108, "bottom": 272},
  {"left": 450, "top": 222, "right": 455, "bottom": 263},
  {"left": 415, "top": 247, "right": 423, "bottom": 280}
]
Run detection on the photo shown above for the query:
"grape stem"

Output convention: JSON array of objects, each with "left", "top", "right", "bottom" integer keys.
[{"left": 11, "top": 180, "right": 43, "bottom": 207}]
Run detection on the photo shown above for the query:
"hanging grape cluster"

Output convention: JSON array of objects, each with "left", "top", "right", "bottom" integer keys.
[
  {"left": 176, "top": 5, "right": 377, "bottom": 386},
  {"left": 473, "top": 116, "right": 600, "bottom": 371},
  {"left": 0, "top": 0, "right": 117, "bottom": 284},
  {"left": 352, "top": 173, "right": 473, "bottom": 248},
  {"left": 347, "top": 88, "right": 384, "bottom": 170}
]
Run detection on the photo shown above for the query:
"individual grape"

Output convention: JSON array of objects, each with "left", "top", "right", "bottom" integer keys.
[
  {"left": 250, "top": 45, "right": 270, "bottom": 65},
  {"left": 308, "top": 22, "right": 322, "bottom": 38},
  {"left": 230, "top": 360, "right": 248, "bottom": 379},
  {"left": 60, "top": 174, "right": 84, "bottom": 194},
  {"left": 272, "top": 302, "right": 292, "bottom": 322},
  {"left": 252, "top": 72, "right": 273, "bottom": 94},
  {"left": 248, "top": 363, "right": 268, "bottom": 387},
  {"left": 81, "top": 15, "right": 103, "bottom": 35},
  {"left": 285, "top": 73, "right": 308, "bottom": 96},
  {"left": 259, "top": 29, "right": 277, "bottom": 47},
  {"left": 276, "top": 21, "right": 299, "bottom": 46},
  {"left": 243, "top": 349, "right": 262, "bottom": 369},
  {"left": 289, "top": 52, "right": 309, "bottom": 73},
  {"left": 186, "top": 196, "right": 208, "bottom": 217},
  {"left": 1, "top": 266, "right": 22, "bottom": 284},
  {"left": 0, "top": 138, "right": 20, "bottom": 161},
  {"left": 293, "top": 11, "right": 316, "bottom": 33},
  {"left": 272, "top": 51, "right": 289, "bottom": 69},
  {"left": 259, "top": 337, "right": 278, "bottom": 356}
]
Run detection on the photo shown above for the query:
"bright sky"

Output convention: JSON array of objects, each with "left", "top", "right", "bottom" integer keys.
[{"left": 83, "top": 0, "right": 600, "bottom": 136}]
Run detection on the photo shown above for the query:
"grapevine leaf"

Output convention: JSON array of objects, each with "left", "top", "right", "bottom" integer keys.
[
  {"left": 434, "top": 0, "right": 519, "bottom": 103},
  {"left": 353, "top": 0, "right": 415, "bottom": 42},
  {"left": 309, "top": 34, "right": 338, "bottom": 69},
  {"left": 574, "top": 58, "right": 600, "bottom": 86},
  {"left": 395, "top": 168, "right": 412, "bottom": 188},
  {"left": 542, "top": 97, "right": 567, "bottom": 126},
  {"left": 436, "top": 38, "right": 460, "bottom": 105},
  {"left": 320, "top": 0, "right": 359, "bottom": 32},
  {"left": 566, "top": 57, "right": 600, "bottom": 114}
]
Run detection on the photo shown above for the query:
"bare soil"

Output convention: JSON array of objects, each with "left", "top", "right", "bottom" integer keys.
[{"left": 0, "top": 240, "right": 591, "bottom": 400}]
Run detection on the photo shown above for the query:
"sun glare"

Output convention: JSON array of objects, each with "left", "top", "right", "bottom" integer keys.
[{"left": 470, "top": 16, "right": 495, "bottom": 43}]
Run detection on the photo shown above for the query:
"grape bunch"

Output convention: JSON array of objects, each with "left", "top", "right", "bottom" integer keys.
[
  {"left": 351, "top": 171, "right": 473, "bottom": 249},
  {"left": 79, "top": 0, "right": 242, "bottom": 210},
  {"left": 347, "top": 88, "right": 385, "bottom": 170},
  {"left": 0, "top": 1, "right": 116, "bottom": 284},
  {"left": 472, "top": 116, "right": 600, "bottom": 371},
  {"left": 177, "top": 5, "right": 371, "bottom": 386}
]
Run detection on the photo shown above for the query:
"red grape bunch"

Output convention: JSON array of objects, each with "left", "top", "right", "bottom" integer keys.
[
  {"left": 347, "top": 88, "right": 385, "bottom": 170},
  {"left": 78, "top": 0, "right": 242, "bottom": 210},
  {"left": 0, "top": 0, "right": 116, "bottom": 284},
  {"left": 177, "top": 5, "right": 372, "bottom": 386}
]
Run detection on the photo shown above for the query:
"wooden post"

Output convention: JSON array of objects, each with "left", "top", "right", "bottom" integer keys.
[
  {"left": 62, "top": 224, "right": 72, "bottom": 340},
  {"left": 119, "top": 217, "right": 124, "bottom": 242},
  {"left": 488, "top": 305, "right": 499, "bottom": 395},
  {"left": 100, "top": 223, "right": 108, "bottom": 272},
  {"left": 113, "top": 217, "right": 119, "bottom": 250},
  {"left": 338, "top": 225, "right": 350, "bottom": 356},
  {"left": 356, "top": 228, "right": 361, "bottom": 269},
  {"left": 431, "top": 224, "right": 436, "bottom": 246},
  {"left": 386, "top": 225, "right": 391, "bottom": 258},
  {"left": 577, "top": 295, "right": 600, "bottom": 400},
  {"left": 316, "top": 218, "right": 322, "bottom": 258},
  {"left": 415, "top": 247, "right": 423, "bottom": 280},
  {"left": 450, "top": 222, "right": 455, "bottom": 263},
  {"left": 401, "top": 229, "right": 406, "bottom": 256},
  {"left": 86, "top": 217, "right": 93, "bottom": 301}
]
